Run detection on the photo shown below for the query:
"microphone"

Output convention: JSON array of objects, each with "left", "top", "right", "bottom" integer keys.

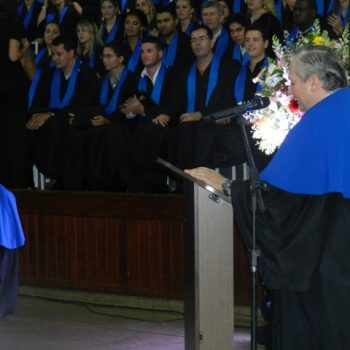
[{"left": 203, "top": 97, "right": 270, "bottom": 122}]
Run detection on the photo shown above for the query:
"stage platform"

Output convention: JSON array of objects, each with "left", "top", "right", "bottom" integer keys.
[{"left": 14, "top": 190, "right": 256, "bottom": 306}]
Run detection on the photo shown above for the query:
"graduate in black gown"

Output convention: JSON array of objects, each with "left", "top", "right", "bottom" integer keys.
[
  {"left": 26, "top": 35, "right": 99, "bottom": 188},
  {"left": 186, "top": 45, "right": 350, "bottom": 350},
  {"left": 174, "top": 24, "right": 241, "bottom": 171},
  {"left": 120, "top": 36, "right": 178, "bottom": 193}
]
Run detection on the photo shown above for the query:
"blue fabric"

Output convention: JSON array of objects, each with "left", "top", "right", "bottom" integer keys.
[
  {"left": 214, "top": 27, "right": 229, "bottom": 59},
  {"left": 186, "top": 56, "right": 220, "bottom": 112},
  {"left": 260, "top": 88, "right": 350, "bottom": 198},
  {"left": 0, "top": 185, "right": 25, "bottom": 249},
  {"left": 127, "top": 39, "right": 141, "bottom": 72},
  {"left": 162, "top": 31, "right": 179, "bottom": 67},
  {"left": 49, "top": 60, "right": 80, "bottom": 109},
  {"left": 102, "top": 20, "right": 120, "bottom": 43}
]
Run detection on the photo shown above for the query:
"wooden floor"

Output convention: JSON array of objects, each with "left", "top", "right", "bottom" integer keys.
[{"left": 14, "top": 190, "right": 258, "bottom": 306}]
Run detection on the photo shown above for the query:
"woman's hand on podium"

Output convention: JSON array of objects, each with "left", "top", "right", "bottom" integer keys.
[{"left": 185, "top": 167, "right": 227, "bottom": 193}]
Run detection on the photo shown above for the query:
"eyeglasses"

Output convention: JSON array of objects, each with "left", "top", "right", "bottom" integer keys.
[
  {"left": 101, "top": 54, "right": 117, "bottom": 59},
  {"left": 190, "top": 36, "right": 210, "bottom": 43}
]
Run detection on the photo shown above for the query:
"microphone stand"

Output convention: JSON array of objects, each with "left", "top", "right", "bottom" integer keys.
[{"left": 235, "top": 112, "right": 266, "bottom": 350}]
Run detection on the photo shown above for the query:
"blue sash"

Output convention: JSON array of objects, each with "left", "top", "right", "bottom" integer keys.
[
  {"left": 99, "top": 68, "right": 129, "bottom": 116},
  {"left": 234, "top": 58, "right": 268, "bottom": 103},
  {"left": 162, "top": 31, "right": 179, "bottom": 67},
  {"left": 232, "top": 44, "right": 249, "bottom": 64},
  {"left": 121, "top": 0, "right": 127, "bottom": 13},
  {"left": 339, "top": 7, "right": 350, "bottom": 26},
  {"left": 214, "top": 27, "right": 229, "bottom": 59},
  {"left": 46, "top": 5, "right": 68, "bottom": 24},
  {"left": 28, "top": 68, "right": 43, "bottom": 111},
  {"left": 102, "top": 20, "right": 120, "bottom": 43},
  {"left": 275, "top": 0, "right": 282, "bottom": 22},
  {"left": 184, "top": 21, "right": 195, "bottom": 36},
  {"left": 88, "top": 49, "right": 96, "bottom": 69},
  {"left": 137, "top": 64, "right": 167, "bottom": 106},
  {"left": 0, "top": 184, "right": 25, "bottom": 249},
  {"left": 35, "top": 47, "right": 48, "bottom": 65},
  {"left": 49, "top": 60, "right": 80, "bottom": 109},
  {"left": 22, "top": 2, "right": 35, "bottom": 29},
  {"left": 127, "top": 39, "right": 141, "bottom": 72},
  {"left": 186, "top": 56, "right": 220, "bottom": 112},
  {"left": 315, "top": 0, "right": 324, "bottom": 16},
  {"left": 232, "top": 0, "right": 241, "bottom": 14}
]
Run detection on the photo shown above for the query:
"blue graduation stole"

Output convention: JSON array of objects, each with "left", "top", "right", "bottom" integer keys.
[
  {"left": 121, "top": 0, "right": 127, "bottom": 13},
  {"left": 275, "top": 0, "right": 282, "bottom": 22},
  {"left": 315, "top": 0, "right": 324, "bottom": 16},
  {"left": 162, "top": 31, "right": 179, "bottom": 67},
  {"left": 20, "top": 2, "right": 35, "bottom": 29},
  {"left": 100, "top": 68, "right": 129, "bottom": 116},
  {"left": 186, "top": 56, "right": 220, "bottom": 112},
  {"left": 137, "top": 64, "right": 167, "bottom": 106},
  {"left": 339, "top": 6, "right": 350, "bottom": 26},
  {"left": 232, "top": 44, "right": 249, "bottom": 64},
  {"left": 214, "top": 27, "right": 229, "bottom": 59},
  {"left": 49, "top": 60, "right": 80, "bottom": 109},
  {"left": 35, "top": 47, "right": 48, "bottom": 65},
  {"left": 28, "top": 68, "right": 43, "bottom": 111},
  {"left": 88, "top": 49, "right": 96, "bottom": 69},
  {"left": 232, "top": 0, "right": 242, "bottom": 14},
  {"left": 46, "top": 5, "right": 68, "bottom": 24},
  {"left": 102, "top": 20, "right": 120, "bottom": 43},
  {"left": 184, "top": 21, "right": 195, "bottom": 36},
  {"left": 127, "top": 39, "right": 141, "bottom": 72},
  {"left": 234, "top": 57, "right": 268, "bottom": 103}
]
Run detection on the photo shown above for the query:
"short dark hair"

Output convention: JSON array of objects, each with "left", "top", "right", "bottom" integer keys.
[
  {"left": 156, "top": 6, "right": 177, "bottom": 20},
  {"left": 103, "top": 41, "right": 127, "bottom": 58},
  {"left": 52, "top": 35, "right": 75, "bottom": 52},
  {"left": 225, "top": 14, "right": 249, "bottom": 28},
  {"left": 190, "top": 24, "right": 214, "bottom": 40},
  {"left": 245, "top": 23, "right": 269, "bottom": 42},
  {"left": 125, "top": 9, "right": 148, "bottom": 28},
  {"left": 141, "top": 36, "right": 164, "bottom": 51}
]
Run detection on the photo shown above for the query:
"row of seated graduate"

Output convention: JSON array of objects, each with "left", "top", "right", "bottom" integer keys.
[{"left": 1, "top": 0, "right": 347, "bottom": 191}]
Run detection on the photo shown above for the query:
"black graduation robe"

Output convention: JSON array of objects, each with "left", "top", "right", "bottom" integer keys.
[
  {"left": 174, "top": 57, "right": 243, "bottom": 170},
  {"left": 27, "top": 62, "right": 99, "bottom": 184},
  {"left": 122, "top": 65, "right": 178, "bottom": 193},
  {"left": 231, "top": 182, "right": 350, "bottom": 350}
]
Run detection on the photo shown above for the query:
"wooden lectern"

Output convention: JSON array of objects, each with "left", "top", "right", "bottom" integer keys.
[{"left": 157, "top": 159, "right": 234, "bottom": 350}]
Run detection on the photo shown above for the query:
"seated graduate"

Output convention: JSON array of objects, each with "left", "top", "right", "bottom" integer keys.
[
  {"left": 76, "top": 19, "right": 105, "bottom": 77},
  {"left": 63, "top": 42, "right": 136, "bottom": 191},
  {"left": 120, "top": 36, "right": 178, "bottom": 193},
  {"left": 224, "top": 13, "right": 249, "bottom": 64},
  {"left": 120, "top": 9, "right": 147, "bottom": 75},
  {"left": 201, "top": 1, "right": 230, "bottom": 60},
  {"left": 175, "top": 0, "right": 199, "bottom": 36},
  {"left": 186, "top": 45, "right": 350, "bottom": 350},
  {"left": 287, "top": 0, "right": 329, "bottom": 44},
  {"left": 26, "top": 35, "right": 99, "bottom": 189},
  {"left": 156, "top": 6, "right": 195, "bottom": 73},
  {"left": 174, "top": 24, "right": 241, "bottom": 171},
  {"left": 233, "top": 23, "right": 273, "bottom": 170},
  {"left": 38, "top": 0, "right": 81, "bottom": 42},
  {"left": 135, "top": 0, "right": 158, "bottom": 36},
  {"left": 0, "top": 184, "right": 25, "bottom": 319},
  {"left": 99, "top": 0, "right": 124, "bottom": 44},
  {"left": 325, "top": 0, "right": 349, "bottom": 38}
]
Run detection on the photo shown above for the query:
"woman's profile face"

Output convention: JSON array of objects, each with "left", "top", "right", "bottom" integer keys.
[{"left": 76, "top": 25, "right": 93, "bottom": 45}]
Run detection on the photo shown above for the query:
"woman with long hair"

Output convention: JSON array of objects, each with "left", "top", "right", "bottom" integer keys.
[
  {"left": 121, "top": 9, "right": 147, "bottom": 74},
  {"left": 135, "top": 0, "right": 157, "bottom": 34},
  {"left": 99, "top": 0, "right": 123, "bottom": 43},
  {"left": 76, "top": 19, "right": 104, "bottom": 76}
]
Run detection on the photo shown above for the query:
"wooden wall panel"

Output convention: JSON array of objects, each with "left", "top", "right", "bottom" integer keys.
[{"left": 14, "top": 190, "right": 254, "bottom": 305}]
